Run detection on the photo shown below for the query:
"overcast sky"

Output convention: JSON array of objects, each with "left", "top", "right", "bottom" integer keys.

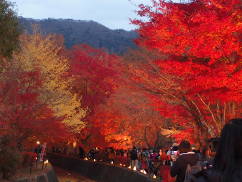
[{"left": 8, "top": 0, "right": 157, "bottom": 30}]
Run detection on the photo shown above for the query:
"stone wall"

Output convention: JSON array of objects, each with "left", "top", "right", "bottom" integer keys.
[{"left": 48, "top": 153, "right": 159, "bottom": 182}]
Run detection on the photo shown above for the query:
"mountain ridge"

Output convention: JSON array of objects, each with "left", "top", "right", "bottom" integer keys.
[{"left": 19, "top": 17, "right": 138, "bottom": 54}]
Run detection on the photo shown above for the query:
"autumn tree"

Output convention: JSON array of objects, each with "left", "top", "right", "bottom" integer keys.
[
  {"left": 69, "top": 45, "right": 120, "bottom": 148},
  {"left": 12, "top": 31, "right": 86, "bottom": 132},
  {"left": 130, "top": 0, "right": 242, "bottom": 144},
  {"left": 0, "top": 0, "right": 21, "bottom": 59},
  {"left": 123, "top": 48, "right": 196, "bottom": 142},
  {"left": 92, "top": 87, "right": 174, "bottom": 149},
  {"left": 0, "top": 62, "right": 69, "bottom": 151},
  {"left": 69, "top": 45, "right": 119, "bottom": 111},
  {"left": 134, "top": 0, "right": 241, "bottom": 63},
  {"left": 155, "top": 59, "right": 241, "bottom": 136},
  {"left": 123, "top": 47, "right": 241, "bottom": 145}
]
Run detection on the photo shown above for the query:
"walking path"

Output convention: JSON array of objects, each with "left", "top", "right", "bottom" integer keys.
[{"left": 54, "top": 166, "right": 96, "bottom": 182}]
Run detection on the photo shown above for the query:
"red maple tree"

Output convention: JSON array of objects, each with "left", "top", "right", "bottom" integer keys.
[
  {"left": 68, "top": 45, "right": 122, "bottom": 149},
  {"left": 130, "top": 0, "right": 241, "bottom": 144},
  {"left": 0, "top": 67, "right": 69, "bottom": 150}
]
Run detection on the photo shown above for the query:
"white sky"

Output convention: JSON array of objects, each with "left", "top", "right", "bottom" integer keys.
[{"left": 9, "top": 0, "right": 155, "bottom": 30}]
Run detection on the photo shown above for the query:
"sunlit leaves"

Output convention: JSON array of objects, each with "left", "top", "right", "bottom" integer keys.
[{"left": 13, "top": 32, "right": 86, "bottom": 132}]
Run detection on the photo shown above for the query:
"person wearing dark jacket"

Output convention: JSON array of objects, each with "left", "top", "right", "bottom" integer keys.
[
  {"left": 170, "top": 140, "right": 199, "bottom": 182},
  {"left": 130, "top": 146, "right": 138, "bottom": 169},
  {"left": 195, "top": 118, "right": 242, "bottom": 182}
]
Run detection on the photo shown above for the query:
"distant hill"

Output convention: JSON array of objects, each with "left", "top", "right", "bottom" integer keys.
[{"left": 18, "top": 17, "right": 138, "bottom": 54}]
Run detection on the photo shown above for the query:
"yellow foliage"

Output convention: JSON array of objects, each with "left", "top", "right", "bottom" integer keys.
[{"left": 13, "top": 32, "right": 86, "bottom": 131}]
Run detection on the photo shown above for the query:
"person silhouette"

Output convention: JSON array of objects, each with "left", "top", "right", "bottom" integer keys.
[{"left": 196, "top": 118, "right": 242, "bottom": 182}]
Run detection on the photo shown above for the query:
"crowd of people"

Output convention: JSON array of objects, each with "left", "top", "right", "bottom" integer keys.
[
  {"left": 86, "top": 146, "right": 173, "bottom": 178},
  {"left": 169, "top": 118, "right": 242, "bottom": 182},
  {"left": 51, "top": 118, "right": 242, "bottom": 182}
]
